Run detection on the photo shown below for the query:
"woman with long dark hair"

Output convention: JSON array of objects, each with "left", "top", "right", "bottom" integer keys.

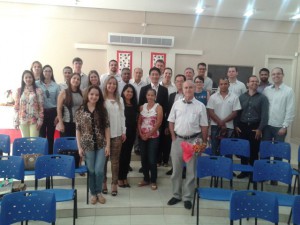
[
  {"left": 118, "top": 84, "right": 138, "bottom": 188},
  {"left": 76, "top": 85, "right": 110, "bottom": 204},
  {"left": 57, "top": 73, "right": 83, "bottom": 137},
  {"left": 36, "top": 65, "right": 60, "bottom": 154},
  {"left": 30, "top": 61, "right": 42, "bottom": 81},
  {"left": 14, "top": 70, "right": 44, "bottom": 137}
]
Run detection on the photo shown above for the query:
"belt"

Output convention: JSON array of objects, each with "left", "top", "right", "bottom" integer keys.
[{"left": 175, "top": 133, "right": 200, "bottom": 140}]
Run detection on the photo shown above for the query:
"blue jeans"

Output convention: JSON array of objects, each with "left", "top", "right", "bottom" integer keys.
[
  {"left": 211, "top": 125, "right": 234, "bottom": 155},
  {"left": 139, "top": 137, "right": 159, "bottom": 183},
  {"left": 85, "top": 149, "right": 105, "bottom": 195}
]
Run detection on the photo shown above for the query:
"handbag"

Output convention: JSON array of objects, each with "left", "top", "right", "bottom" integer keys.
[
  {"left": 21, "top": 153, "right": 42, "bottom": 170},
  {"left": 58, "top": 149, "right": 80, "bottom": 168}
]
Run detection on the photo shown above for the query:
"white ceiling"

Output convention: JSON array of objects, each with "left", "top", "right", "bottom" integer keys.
[{"left": 1, "top": 0, "right": 300, "bottom": 22}]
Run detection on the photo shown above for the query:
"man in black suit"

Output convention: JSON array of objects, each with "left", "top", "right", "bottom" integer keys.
[
  {"left": 165, "top": 74, "right": 186, "bottom": 175},
  {"left": 139, "top": 67, "right": 169, "bottom": 166}
]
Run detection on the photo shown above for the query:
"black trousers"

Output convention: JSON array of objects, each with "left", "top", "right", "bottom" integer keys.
[
  {"left": 39, "top": 108, "right": 57, "bottom": 154},
  {"left": 238, "top": 122, "right": 260, "bottom": 166},
  {"left": 61, "top": 122, "right": 76, "bottom": 137}
]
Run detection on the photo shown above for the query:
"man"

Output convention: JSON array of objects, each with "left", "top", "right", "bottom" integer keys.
[
  {"left": 184, "top": 67, "right": 195, "bottom": 81},
  {"left": 160, "top": 67, "right": 176, "bottom": 96},
  {"left": 165, "top": 74, "right": 186, "bottom": 175},
  {"left": 263, "top": 67, "right": 295, "bottom": 142},
  {"left": 257, "top": 68, "right": 271, "bottom": 93},
  {"left": 72, "top": 57, "right": 88, "bottom": 90},
  {"left": 197, "top": 62, "right": 213, "bottom": 92},
  {"left": 207, "top": 77, "right": 241, "bottom": 155},
  {"left": 100, "top": 59, "right": 121, "bottom": 89},
  {"left": 227, "top": 66, "right": 247, "bottom": 96},
  {"left": 235, "top": 75, "right": 269, "bottom": 179},
  {"left": 167, "top": 80, "right": 208, "bottom": 210},
  {"left": 118, "top": 68, "right": 131, "bottom": 94},
  {"left": 130, "top": 67, "right": 147, "bottom": 104},
  {"left": 146, "top": 59, "right": 165, "bottom": 84}
]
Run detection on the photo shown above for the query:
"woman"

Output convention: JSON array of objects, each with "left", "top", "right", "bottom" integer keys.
[
  {"left": 102, "top": 76, "right": 126, "bottom": 196},
  {"left": 59, "top": 66, "right": 73, "bottom": 90},
  {"left": 76, "top": 85, "right": 110, "bottom": 205},
  {"left": 57, "top": 73, "right": 83, "bottom": 137},
  {"left": 138, "top": 89, "right": 163, "bottom": 190},
  {"left": 36, "top": 65, "right": 60, "bottom": 154},
  {"left": 14, "top": 70, "right": 44, "bottom": 137},
  {"left": 118, "top": 84, "right": 138, "bottom": 188},
  {"left": 194, "top": 76, "right": 210, "bottom": 106},
  {"left": 88, "top": 70, "right": 101, "bottom": 87},
  {"left": 30, "top": 61, "right": 43, "bottom": 81}
]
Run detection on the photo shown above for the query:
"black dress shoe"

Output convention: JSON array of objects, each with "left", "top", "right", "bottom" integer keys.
[
  {"left": 270, "top": 180, "right": 278, "bottom": 186},
  {"left": 167, "top": 197, "right": 181, "bottom": 205},
  {"left": 139, "top": 167, "right": 143, "bottom": 173},
  {"left": 184, "top": 201, "right": 192, "bottom": 209},
  {"left": 128, "top": 165, "right": 133, "bottom": 172},
  {"left": 166, "top": 168, "right": 173, "bottom": 175},
  {"left": 237, "top": 172, "right": 249, "bottom": 179}
]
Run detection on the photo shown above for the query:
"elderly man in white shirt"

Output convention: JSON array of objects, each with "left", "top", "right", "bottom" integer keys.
[
  {"left": 227, "top": 66, "right": 247, "bottom": 96},
  {"left": 263, "top": 67, "right": 295, "bottom": 142},
  {"left": 100, "top": 59, "right": 121, "bottom": 90},
  {"left": 130, "top": 68, "right": 147, "bottom": 104},
  {"left": 167, "top": 80, "right": 208, "bottom": 210},
  {"left": 207, "top": 77, "right": 241, "bottom": 155}
]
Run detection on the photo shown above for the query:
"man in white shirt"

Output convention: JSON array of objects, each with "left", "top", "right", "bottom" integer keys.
[
  {"left": 167, "top": 80, "right": 208, "bottom": 210},
  {"left": 184, "top": 67, "right": 195, "bottom": 81},
  {"left": 159, "top": 67, "right": 176, "bottom": 96},
  {"left": 207, "top": 77, "right": 241, "bottom": 155},
  {"left": 72, "top": 57, "right": 88, "bottom": 90},
  {"left": 118, "top": 68, "right": 131, "bottom": 95},
  {"left": 197, "top": 62, "right": 213, "bottom": 92},
  {"left": 227, "top": 66, "right": 247, "bottom": 96},
  {"left": 146, "top": 59, "right": 165, "bottom": 84},
  {"left": 263, "top": 67, "right": 295, "bottom": 142},
  {"left": 100, "top": 59, "right": 121, "bottom": 90},
  {"left": 130, "top": 67, "right": 147, "bottom": 104}
]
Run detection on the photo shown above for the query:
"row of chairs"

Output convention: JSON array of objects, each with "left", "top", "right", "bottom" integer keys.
[
  {"left": 192, "top": 155, "right": 299, "bottom": 225},
  {"left": 0, "top": 154, "right": 77, "bottom": 225},
  {"left": 0, "top": 134, "right": 90, "bottom": 204}
]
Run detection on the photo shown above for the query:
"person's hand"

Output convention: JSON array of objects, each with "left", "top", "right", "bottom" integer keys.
[
  {"left": 54, "top": 117, "right": 59, "bottom": 126},
  {"left": 235, "top": 127, "right": 241, "bottom": 137},
  {"left": 164, "top": 128, "right": 170, "bottom": 135},
  {"left": 171, "top": 134, "right": 176, "bottom": 142},
  {"left": 278, "top": 127, "right": 287, "bottom": 136},
  {"left": 253, "top": 129, "right": 262, "bottom": 140},
  {"left": 105, "top": 146, "right": 110, "bottom": 157},
  {"left": 141, "top": 133, "right": 148, "bottom": 141},
  {"left": 78, "top": 147, "right": 85, "bottom": 157},
  {"left": 36, "top": 123, "right": 42, "bottom": 130},
  {"left": 59, "top": 122, "right": 65, "bottom": 133},
  {"left": 218, "top": 120, "right": 226, "bottom": 127},
  {"left": 121, "top": 134, "right": 127, "bottom": 143}
]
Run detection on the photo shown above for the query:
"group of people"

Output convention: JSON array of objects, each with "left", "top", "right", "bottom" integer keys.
[{"left": 13, "top": 57, "right": 295, "bottom": 209}]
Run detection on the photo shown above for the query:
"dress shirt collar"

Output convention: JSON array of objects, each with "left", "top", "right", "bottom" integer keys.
[{"left": 151, "top": 82, "right": 159, "bottom": 90}]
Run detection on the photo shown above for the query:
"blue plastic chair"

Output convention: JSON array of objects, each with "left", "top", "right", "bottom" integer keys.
[
  {"left": 230, "top": 190, "right": 279, "bottom": 225},
  {"left": 253, "top": 159, "right": 295, "bottom": 224},
  {"left": 12, "top": 137, "right": 48, "bottom": 176},
  {"left": 192, "top": 156, "right": 234, "bottom": 225},
  {"left": 0, "top": 190, "right": 56, "bottom": 225},
  {"left": 260, "top": 141, "right": 291, "bottom": 162},
  {"left": 292, "top": 196, "right": 300, "bottom": 225},
  {"left": 292, "top": 145, "right": 300, "bottom": 195},
  {"left": 0, "top": 134, "right": 10, "bottom": 155},
  {"left": 0, "top": 155, "right": 24, "bottom": 181},
  {"left": 35, "top": 154, "right": 77, "bottom": 225},
  {"left": 53, "top": 137, "right": 89, "bottom": 204},
  {"left": 220, "top": 138, "right": 253, "bottom": 173}
]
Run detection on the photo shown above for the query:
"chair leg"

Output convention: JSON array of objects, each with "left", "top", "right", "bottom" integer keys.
[
  {"left": 230, "top": 220, "right": 233, "bottom": 225},
  {"left": 255, "top": 218, "right": 257, "bottom": 225},
  {"left": 73, "top": 189, "right": 78, "bottom": 225},
  {"left": 86, "top": 172, "right": 89, "bottom": 204},
  {"left": 287, "top": 209, "right": 292, "bottom": 224},
  {"left": 196, "top": 194, "right": 200, "bottom": 225},
  {"left": 191, "top": 188, "right": 197, "bottom": 216}
]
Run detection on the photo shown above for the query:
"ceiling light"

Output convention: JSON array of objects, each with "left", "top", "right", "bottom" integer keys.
[
  {"left": 195, "top": 7, "right": 205, "bottom": 14},
  {"left": 244, "top": 9, "right": 254, "bottom": 18},
  {"left": 290, "top": 14, "right": 300, "bottom": 20}
]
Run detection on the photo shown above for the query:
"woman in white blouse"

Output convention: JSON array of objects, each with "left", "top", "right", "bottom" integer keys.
[{"left": 102, "top": 76, "right": 126, "bottom": 196}]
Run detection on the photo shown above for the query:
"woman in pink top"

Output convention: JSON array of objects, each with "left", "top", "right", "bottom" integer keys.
[
  {"left": 14, "top": 70, "right": 44, "bottom": 137},
  {"left": 137, "top": 89, "right": 163, "bottom": 190}
]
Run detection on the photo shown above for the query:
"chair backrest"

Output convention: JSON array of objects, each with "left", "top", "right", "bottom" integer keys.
[
  {"left": 12, "top": 137, "right": 48, "bottom": 156},
  {"left": 260, "top": 141, "right": 291, "bottom": 162},
  {"left": 230, "top": 190, "right": 279, "bottom": 224},
  {"left": 253, "top": 159, "right": 293, "bottom": 185},
  {"left": 53, "top": 137, "right": 78, "bottom": 154},
  {"left": 0, "top": 134, "right": 10, "bottom": 155},
  {"left": 292, "top": 196, "right": 300, "bottom": 225},
  {"left": 0, "top": 191, "right": 56, "bottom": 224},
  {"left": 220, "top": 138, "right": 250, "bottom": 158},
  {"left": 35, "top": 154, "right": 75, "bottom": 180},
  {"left": 0, "top": 156, "right": 24, "bottom": 180},
  {"left": 197, "top": 156, "right": 233, "bottom": 180}
]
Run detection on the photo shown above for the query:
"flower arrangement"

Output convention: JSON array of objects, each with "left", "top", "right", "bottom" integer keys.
[{"left": 181, "top": 139, "right": 207, "bottom": 163}]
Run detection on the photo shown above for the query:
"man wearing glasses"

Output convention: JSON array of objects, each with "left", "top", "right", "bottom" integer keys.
[{"left": 197, "top": 62, "right": 213, "bottom": 92}]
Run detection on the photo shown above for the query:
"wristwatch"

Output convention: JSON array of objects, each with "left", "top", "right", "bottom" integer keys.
[{"left": 282, "top": 126, "right": 287, "bottom": 129}]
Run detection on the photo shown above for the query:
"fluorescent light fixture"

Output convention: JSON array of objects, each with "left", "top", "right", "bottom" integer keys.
[
  {"left": 290, "top": 14, "right": 300, "bottom": 20},
  {"left": 244, "top": 9, "right": 254, "bottom": 17},
  {"left": 195, "top": 7, "right": 205, "bottom": 14}
]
